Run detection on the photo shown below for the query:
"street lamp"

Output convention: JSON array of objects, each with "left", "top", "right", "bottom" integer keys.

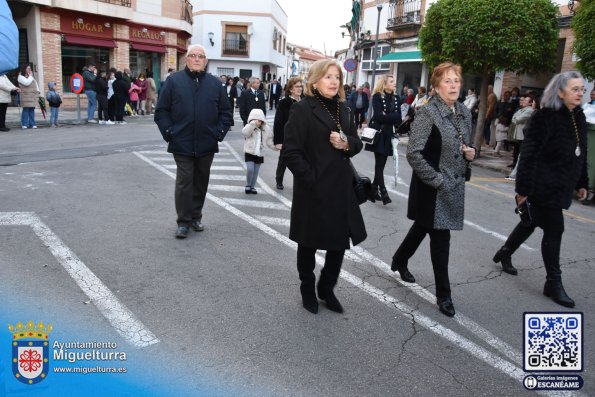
[{"left": 368, "top": 3, "right": 383, "bottom": 121}]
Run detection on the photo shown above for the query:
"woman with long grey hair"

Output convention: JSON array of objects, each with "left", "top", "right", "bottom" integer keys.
[{"left": 493, "top": 71, "right": 588, "bottom": 308}]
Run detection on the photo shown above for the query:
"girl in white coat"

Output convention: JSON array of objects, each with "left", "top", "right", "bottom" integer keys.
[{"left": 242, "top": 108, "right": 277, "bottom": 194}]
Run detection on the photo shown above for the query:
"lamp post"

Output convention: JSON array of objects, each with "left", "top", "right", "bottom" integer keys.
[{"left": 368, "top": 3, "right": 383, "bottom": 121}]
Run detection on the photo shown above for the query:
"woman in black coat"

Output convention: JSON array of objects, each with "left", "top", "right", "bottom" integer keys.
[
  {"left": 493, "top": 71, "right": 588, "bottom": 308},
  {"left": 365, "top": 75, "right": 402, "bottom": 204},
  {"left": 273, "top": 77, "right": 303, "bottom": 189},
  {"left": 112, "top": 71, "right": 130, "bottom": 124},
  {"left": 226, "top": 77, "right": 237, "bottom": 126},
  {"left": 282, "top": 60, "right": 367, "bottom": 314}
]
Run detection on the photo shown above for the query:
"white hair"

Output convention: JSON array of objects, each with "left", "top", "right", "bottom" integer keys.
[
  {"left": 541, "top": 71, "right": 584, "bottom": 111},
  {"left": 186, "top": 44, "right": 206, "bottom": 57}
]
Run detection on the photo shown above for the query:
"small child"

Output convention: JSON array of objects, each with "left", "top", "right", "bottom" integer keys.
[
  {"left": 494, "top": 115, "right": 509, "bottom": 156},
  {"left": 129, "top": 80, "right": 140, "bottom": 116},
  {"left": 46, "top": 82, "right": 62, "bottom": 127},
  {"left": 242, "top": 108, "right": 277, "bottom": 194}
]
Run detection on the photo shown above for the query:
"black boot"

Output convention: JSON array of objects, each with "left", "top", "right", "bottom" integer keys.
[
  {"left": 300, "top": 284, "right": 318, "bottom": 314},
  {"left": 493, "top": 246, "right": 518, "bottom": 275},
  {"left": 391, "top": 256, "right": 415, "bottom": 283},
  {"left": 379, "top": 186, "right": 392, "bottom": 205},
  {"left": 371, "top": 183, "right": 382, "bottom": 201},
  {"left": 543, "top": 280, "right": 575, "bottom": 308},
  {"left": 437, "top": 296, "right": 455, "bottom": 317},
  {"left": 317, "top": 284, "right": 343, "bottom": 313}
]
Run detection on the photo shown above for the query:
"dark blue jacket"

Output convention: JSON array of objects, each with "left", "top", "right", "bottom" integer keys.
[
  {"left": 154, "top": 67, "right": 232, "bottom": 158},
  {"left": 348, "top": 91, "right": 369, "bottom": 112}
]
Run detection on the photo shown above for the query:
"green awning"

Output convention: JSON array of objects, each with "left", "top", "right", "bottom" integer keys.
[{"left": 377, "top": 50, "right": 422, "bottom": 63}]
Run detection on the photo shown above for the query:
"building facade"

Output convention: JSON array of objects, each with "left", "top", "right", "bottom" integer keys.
[
  {"left": 192, "top": 0, "right": 288, "bottom": 83},
  {"left": 7, "top": 0, "right": 193, "bottom": 107}
]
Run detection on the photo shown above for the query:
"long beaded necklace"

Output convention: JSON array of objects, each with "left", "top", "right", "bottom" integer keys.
[
  {"left": 570, "top": 112, "right": 581, "bottom": 157},
  {"left": 315, "top": 93, "right": 349, "bottom": 146}
]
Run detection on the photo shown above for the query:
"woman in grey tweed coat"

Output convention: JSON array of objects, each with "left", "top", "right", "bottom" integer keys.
[{"left": 391, "top": 62, "right": 475, "bottom": 317}]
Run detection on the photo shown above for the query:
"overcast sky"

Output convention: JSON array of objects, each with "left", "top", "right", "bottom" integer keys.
[{"left": 276, "top": 0, "right": 353, "bottom": 55}]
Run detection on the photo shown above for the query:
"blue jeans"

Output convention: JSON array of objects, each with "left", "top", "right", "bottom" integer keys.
[
  {"left": 21, "top": 107, "right": 35, "bottom": 127},
  {"left": 50, "top": 107, "right": 59, "bottom": 125},
  {"left": 85, "top": 89, "right": 97, "bottom": 121}
]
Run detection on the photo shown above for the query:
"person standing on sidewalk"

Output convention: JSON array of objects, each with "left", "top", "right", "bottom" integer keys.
[
  {"left": 95, "top": 71, "right": 109, "bottom": 124},
  {"left": 82, "top": 63, "right": 97, "bottom": 123},
  {"left": 0, "top": 74, "right": 18, "bottom": 131},
  {"left": 145, "top": 71, "right": 156, "bottom": 116},
  {"left": 46, "top": 82, "right": 62, "bottom": 127},
  {"left": 154, "top": 43, "right": 233, "bottom": 239},
  {"left": 493, "top": 71, "right": 588, "bottom": 308},
  {"left": 17, "top": 64, "right": 39, "bottom": 129}
]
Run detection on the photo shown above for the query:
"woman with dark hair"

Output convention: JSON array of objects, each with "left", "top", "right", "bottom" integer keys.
[
  {"left": 226, "top": 77, "right": 237, "bottom": 126},
  {"left": 493, "top": 71, "right": 588, "bottom": 308},
  {"left": 273, "top": 77, "right": 303, "bottom": 189},
  {"left": 391, "top": 62, "right": 475, "bottom": 317},
  {"left": 17, "top": 64, "right": 39, "bottom": 129},
  {"left": 137, "top": 73, "right": 148, "bottom": 115},
  {"left": 365, "top": 75, "right": 402, "bottom": 205},
  {"left": 282, "top": 59, "right": 366, "bottom": 314},
  {"left": 112, "top": 71, "right": 130, "bottom": 124}
]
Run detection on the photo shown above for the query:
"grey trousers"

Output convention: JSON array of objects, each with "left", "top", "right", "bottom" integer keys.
[{"left": 174, "top": 153, "right": 214, "bottom": 226}]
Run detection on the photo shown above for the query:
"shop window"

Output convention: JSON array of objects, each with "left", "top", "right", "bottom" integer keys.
[
  {"left": 223, "top": 25, "right": 249, "bottom": 56},
  {"left": 61, "top": 46, "right": 110, "bottom": 93},
  {"left": 361, "top": 46, "right": 390, "bottom": 71}
]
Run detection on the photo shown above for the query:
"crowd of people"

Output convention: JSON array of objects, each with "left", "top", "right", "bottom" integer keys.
[{"left": 153, "top": 42, "right": 591, "bottom": 317}]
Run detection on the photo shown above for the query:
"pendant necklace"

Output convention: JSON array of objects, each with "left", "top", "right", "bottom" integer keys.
[
  {"left": 316, "top": 95, "right": 347, "bottom": 142},
  {"left": 570, "top": 112, "right": 581, "bottom": 157}
]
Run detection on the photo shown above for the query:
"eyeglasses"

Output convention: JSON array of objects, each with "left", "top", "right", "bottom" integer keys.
[
  {"left": 570, "top": 86, "right": 586, "bottom": 94},
  {"left": 187, "top": 54, "right": 207, "bottom": 59}
]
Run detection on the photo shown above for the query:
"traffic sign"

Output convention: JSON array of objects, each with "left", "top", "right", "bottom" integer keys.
[
  {"left": 70, "top": 73, "right": 84, "bottom": 94},
  {"left": 343, "top": 58, "right": 357, "bottom": 72}
]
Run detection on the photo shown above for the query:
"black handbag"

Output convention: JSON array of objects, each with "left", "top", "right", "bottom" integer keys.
[
  {"left": 350, "top": 161, "right": 376, "bottom": 205},
  {"left": 465, "top": 162, "right": 472, "bottom": 181},
  {"left": 515, "top": 199, "right": 533, "bottom": 226}
]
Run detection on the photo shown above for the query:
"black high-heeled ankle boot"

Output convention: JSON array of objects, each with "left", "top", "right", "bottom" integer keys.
[
  {"left": 379, "top": 186, "right": 392, "bottom": 205},
  {"left": 543, "top": 280, "right": 575, "bottom": 308},
  {"left": 316, "top": 285, "right": 343, "bottom": 313},
  {"left": 372, "top": 183, "right": 382, "bottom": 201},
  {"left": 493, "top": 246, "right": 518, "bottom": 275}
]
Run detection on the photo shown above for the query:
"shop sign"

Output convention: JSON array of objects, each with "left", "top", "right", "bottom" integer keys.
[
  {"left": 129, "top": 24, "right": 165, "bottom": 44},
  {"left": 60, "top": 12, "right": 113, "bottom": 38}
]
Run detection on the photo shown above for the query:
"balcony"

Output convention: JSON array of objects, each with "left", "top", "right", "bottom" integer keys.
[
  {"left": 182, "top": 0, "right": 193, "bottom": 25},
  {"left": 223, "top": 39, "right": 248, "bottom": 56},
  {"left": 387, "top": 0, "right": 422, "bottom": 31},
  {"left": 94, "top": 0, "right": 131, "bottom": 6}
]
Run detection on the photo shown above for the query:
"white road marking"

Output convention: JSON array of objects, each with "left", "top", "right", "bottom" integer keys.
[
  {"left": 208, "top": 185, "right": 247, "bottom": 192},
  {"left": 212, "top": 158, "right": 240, "bottom": 163},
  {"left": 209, "top": 174, "right": 247, "bottom": 181},
  {"left": 256, "top": 215, "right": 290, "bottom": 227},
  {"left": 210, "top": 165, "right": 244, "bottom": 171},
  {"left": 0, "top": 212, "right": 159, "bottom": 348},
  {"left": 133, "top": 153, "right": 573, "bottom": 394},
  {"left": 222, "top": 198, "right": 289, "bottom": 210}
]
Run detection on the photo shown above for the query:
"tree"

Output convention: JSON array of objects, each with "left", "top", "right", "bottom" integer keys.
[
  {"left": 572, "top": 0, "right": 595, "bottom": 80},
  {"left": 419, "top": 0, "right": 559, "bottom": 154}
]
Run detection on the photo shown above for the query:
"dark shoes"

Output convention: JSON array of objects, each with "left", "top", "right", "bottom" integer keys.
[
  {"left": 543, "top": 280, "right": 575, "bottom": 308},
  {"left": 391, "top": 257, "right": 415, "bottom": 283},
  {"left": 191, "top": 220, "right": 204, "bottom": 232},
  {"left": 493, "top": 247, "right": 518, "bottom": 275},
  {"left": 437, "top": 297, "right": 455, "bottom": 317},
  {"left": 300, "top": 285, "right": 318, "bottom": 314},
  {"left": 245, "top": 187, "right": 258, "bottom": 194},
  {"left": 372, "top": 184, "right": 382, "bottom": 201},
  {"left": 317, "top": 285, "right": 344, "bottom": 313},
  {"left": 276, "top": 183, "right": 284, "bottom": 190},
  {"left": 379, "top": 186, "right": 392, "bottom": 205},
  {"left": 0, "top": 127, "right": 9, "bottom": 132},
  {"left": 175, "top": 226, "right": 189, "bottom": 239}
]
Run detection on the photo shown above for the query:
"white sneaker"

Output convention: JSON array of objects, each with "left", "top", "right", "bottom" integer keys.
[
  {"left": 32, "top": 126, "right": 37, "bottom": 129},
  {"left": 119, "top": 121, "right": 127, "bottom": 125},
  {"left": 22, "top": 126, "right": 27, "bottom": 129},
  {"left": 98, "top": 120, "right": 105, "bottom": 125},
  {"left": 105, "top": 120, "right": 115, "bottom": 125},
  {"left": 87, "top": 119, "right": 98, "bottom": 124}
]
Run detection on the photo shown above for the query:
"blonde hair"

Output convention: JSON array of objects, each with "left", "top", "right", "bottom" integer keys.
[
  {"left": 372, "top": 75, "right": 394, "bottom": 96},
  {"left": 304, "top": 59, "right": 345, "bottom": 101}
]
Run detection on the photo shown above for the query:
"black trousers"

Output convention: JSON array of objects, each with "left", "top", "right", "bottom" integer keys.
[
  {"left": 275, "top": 154, "right": 286, "bottom": 185},
  {"left": 503, "top": 204, "right": 564, "bottom": 280},
  {"left": 97, "top": 94, "right": 109, "bottom": 121},
  {"left": 114, "top": 95, "right": 125, "bottom": 122},
  {"left": 269, "top": 95, "right": 279, "bottom": 109},
  {"left": 395, "top": 221, "right": 451, "bottom": 298},
  {"left": 373, "top": 152, "right": 388, "bottom": 188},
  {"left": 108, "top": 96, "right": 116, "bottom": 121},
  {"left": 0, "top": 102, "right": 7, "bottom": 128},
  {"left": 354, "top": 108, "right": 366, "bottom": 128},
  {"left": 297, "top": 245, "right": 345, "bottom": 290},
  {"left": 173, "top": 153, "right": 214, "bottom": 227},
  {"left": 512, "top": 141, "right": 522, "bottom": 167}
]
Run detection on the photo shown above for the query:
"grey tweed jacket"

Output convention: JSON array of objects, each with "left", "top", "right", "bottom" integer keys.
[{"left": 406, "top": 96, "right": 473, "bottom": 230}]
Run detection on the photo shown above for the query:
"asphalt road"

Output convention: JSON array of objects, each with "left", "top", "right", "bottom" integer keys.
[{"left": 1, "top": 112, "right": 593, "bottom": 397}]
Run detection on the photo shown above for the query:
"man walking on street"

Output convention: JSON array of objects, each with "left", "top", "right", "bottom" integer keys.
[
  {"left": 83, "top": 62, "right": 97, "bottom": 123},
  {"left": 269, "top": 78, "right": 282, "bottom": 110},
  {"left": 238, "top": 76, "right": 266, "bottom": 126},
  {"left": 155, "top": 44, "right": 233, "bottom": 239}
]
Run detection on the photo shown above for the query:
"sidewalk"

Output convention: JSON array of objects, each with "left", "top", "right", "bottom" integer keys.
[{"left": 4, "top": 106, "right": 126, "bottom": 127}]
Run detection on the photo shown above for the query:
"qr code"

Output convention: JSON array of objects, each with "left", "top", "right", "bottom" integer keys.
[{"left": 524, "top": 313, "right": 582, "bottom": 372}]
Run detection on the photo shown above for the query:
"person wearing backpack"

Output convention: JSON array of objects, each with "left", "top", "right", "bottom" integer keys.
[{"left": 46, "top": 82, "right": 62, "bottom": 127}]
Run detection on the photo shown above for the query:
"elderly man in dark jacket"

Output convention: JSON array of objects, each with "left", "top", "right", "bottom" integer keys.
[
  {"left": 238, "top": 76, "right": 266, "bottom": 126},
  {"left": 155, "top": 44, "right": 233, "bottom": 238}
]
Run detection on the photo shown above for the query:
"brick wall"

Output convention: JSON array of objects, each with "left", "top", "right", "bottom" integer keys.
[
  {"left": 559, "top": 28, "right": 576, "bottom": 73},
  {"left": 114, "top": 23, "right": 130, "bottom": 71},
  {"left": 40, "top": 11, "right": 62, "bottom": 95}
]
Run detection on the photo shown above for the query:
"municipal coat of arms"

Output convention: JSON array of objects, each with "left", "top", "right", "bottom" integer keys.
[{"left": 8, "top": 321, "right": 52, "bottom": 385}]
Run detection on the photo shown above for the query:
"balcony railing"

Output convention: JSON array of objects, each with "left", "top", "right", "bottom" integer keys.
[
  {"left": 94, "top": 0, "right": 131, "bottom": 6},
  {"left": 387, "top": 0, "right": 422, "bottom": 31},
  {"left": 182, "top": 0, "right": 193, "bottom": 25},
  {"left": 223, "top": 39, "right": 248, "bottom": 56}
]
